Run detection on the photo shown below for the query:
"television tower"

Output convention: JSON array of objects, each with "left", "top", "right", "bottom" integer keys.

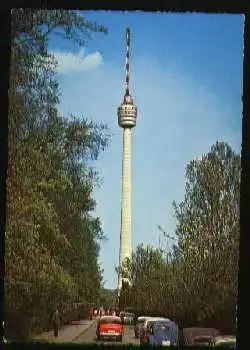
[{"left": 117, "top": 28, "right": 137, "bottom": 293}]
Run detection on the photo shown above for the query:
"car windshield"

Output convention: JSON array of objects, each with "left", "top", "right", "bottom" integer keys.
[
  {"left": 138, "top": 319, "right": 146, "bottom": 324},
  {"left": 193, "top": 336, "right": 212, "bottom": 344},
  {"left": 100, "top": 318, "right": 121, "bottom": 325},
  {"left": 147, "top": 319, "right": 163, "bottom": 326},
  {"left": 155, "top": 324, "right": 171, "bottom": 332}
]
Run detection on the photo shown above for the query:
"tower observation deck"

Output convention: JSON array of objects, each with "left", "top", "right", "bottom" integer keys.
[{"left": 117, "top": 28, "right": 137, "bottom": 294}]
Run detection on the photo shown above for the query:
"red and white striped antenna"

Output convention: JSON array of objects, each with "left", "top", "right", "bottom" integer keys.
[
  {"left": 124, "top": 28, "right": 131, "bottom": 101},
  {"left": 118, "top": 27, "right": 137, "bottom": 129}
]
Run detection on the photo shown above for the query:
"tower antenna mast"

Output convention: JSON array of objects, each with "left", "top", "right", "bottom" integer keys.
[{"left": 125, "top": 28, "right": 131, "bottom": 98}]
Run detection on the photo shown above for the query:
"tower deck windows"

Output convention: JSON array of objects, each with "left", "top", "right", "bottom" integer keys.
[{"left": 118, "top": 103, "right": 137, "bottom": 128}]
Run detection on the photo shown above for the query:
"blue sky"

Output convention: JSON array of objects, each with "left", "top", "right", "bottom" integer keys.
[{"left": 48, "top": 12, "right": 244, "bottom": 289}]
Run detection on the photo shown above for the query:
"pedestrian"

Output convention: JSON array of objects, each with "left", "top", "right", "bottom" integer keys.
[
  {"left": 51, "top": 307, "right": 61, "bottom": 337},
  {"left": 89, "top": 308, "right": 93, "bottom": 320}
]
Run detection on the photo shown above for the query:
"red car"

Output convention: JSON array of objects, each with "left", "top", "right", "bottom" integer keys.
[{"left": 96, "top": 316, "right": 123, "bottom": 342}]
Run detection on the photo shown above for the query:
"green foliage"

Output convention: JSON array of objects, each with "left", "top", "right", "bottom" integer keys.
[
  {"left": 120, "top": 141, "right": 240, "bottom": 333},
  {"left": 99, "top": 289, "right": 117, "bottom": 309},
  {"left": 173, "top": 141, "right": 240, "bottom": 324},
  {"left": 6, "top": 9, "right": 109, "bottom": 339}
]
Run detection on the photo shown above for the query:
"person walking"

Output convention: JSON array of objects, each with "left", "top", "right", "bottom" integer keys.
[
  {"left": 51, "top": 307, "right": 61, "bottom": 337},
  {"left": 89, "top": 308, "right": 93, "bottom": 320}
]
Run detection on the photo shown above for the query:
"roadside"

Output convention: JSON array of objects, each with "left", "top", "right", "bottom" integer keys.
[{"left": 32, "top": 319, "right": 95, "bottom": 343}]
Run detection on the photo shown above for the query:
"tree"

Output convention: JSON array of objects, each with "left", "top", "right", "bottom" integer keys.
[
  {"left": 5, "top": 9, "right": 109, "bottom": 339},
  {"left": 172, "top": 141, "right": 240, "bottom": 329},
  {"left": 99, "top": 289, "right": 117, "bottom": 309},
  {"left": 118, "top": 244, "right": 168, "bottom": 315}
]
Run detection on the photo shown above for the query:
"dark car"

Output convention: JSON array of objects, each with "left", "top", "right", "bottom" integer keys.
[
  {"left": 182, "top": 327, "right": 221, "bottom": 346},
  {"left": 134, "top": 316, "right": 151, "bottom": 339},
  {"left": 140, "top": 320, "right": 154, "bottom": 345},
  {"left": 148, "top": 320, "right": 179, "bottom": 346},
  {"left": 120, "top": 312, "right": 135, "bottom": 325}
]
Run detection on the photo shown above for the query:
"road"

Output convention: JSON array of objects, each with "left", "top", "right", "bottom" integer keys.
[{"left": 73, "top": 320, "right": 140, "bottom": 345}]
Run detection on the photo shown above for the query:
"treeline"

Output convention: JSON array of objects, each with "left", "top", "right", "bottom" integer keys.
[
  {"left": 99, "top": 289, "right": 117, "bottom": 310},
  {"left": 5, "top": 9, "right": 109, "bottom": 340},
  {"left": 119, "top": 141, "right": 240, "bottom": 334}
]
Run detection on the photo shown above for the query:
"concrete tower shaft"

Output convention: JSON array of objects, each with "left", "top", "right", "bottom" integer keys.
[
  {"left": 117, "top": 27, "right": 137, "bottom": 293},
  {"left": 118, "top": 127, "right": 132, "bottom": 291}
]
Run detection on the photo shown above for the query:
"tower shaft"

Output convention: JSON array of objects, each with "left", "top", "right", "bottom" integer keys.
[
  {"left": 118, "top": 127, "right": 132, "bottom": 291},
  {"left": 117, "top": 28, "right": 137, "bottom": 294}
]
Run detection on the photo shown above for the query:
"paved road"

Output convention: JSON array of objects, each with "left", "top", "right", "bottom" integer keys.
[{"left": 73, "top": 320, "right": 140, "bottom": 345}]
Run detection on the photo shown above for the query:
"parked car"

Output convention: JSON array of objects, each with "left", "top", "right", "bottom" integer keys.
[
  {"left": 134, "top": 316, "right": 151, "bottom": 338},
  {"left": 148, "top": 320, "right": 179, "bottom": 346},
  {"left": 140, "top": 320, "right": 154, "bottom": 345},
  {"left": 119, "top": 311, "right": 135, "bottom": 325},
  {"left": 213, "top": 335, "right": 236, "bottom": 348},
  {"left": 96, "top": 316, "right": 123, "bottom": 342},
  {"left": 181, "top": 327, "right": 221, "bottom": 346},
  {"left": 140, "top": 317, "right": 170, "bottom": 345}
]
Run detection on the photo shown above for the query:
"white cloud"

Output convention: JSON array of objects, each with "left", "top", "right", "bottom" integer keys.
[{"left": 52, "top": 48, "right": 103, "bottom": 73}]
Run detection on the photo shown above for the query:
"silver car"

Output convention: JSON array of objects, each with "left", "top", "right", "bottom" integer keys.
[{"left": 120, "top": 312, "right": 135, "bottom": 325}]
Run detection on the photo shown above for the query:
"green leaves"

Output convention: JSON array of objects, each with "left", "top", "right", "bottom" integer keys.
[
  {"left": 172, "top": 142, "right": 240, "bottom": 327},
  {"left": 6, "top": 9, "right": 109, "bottom": 339}
]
